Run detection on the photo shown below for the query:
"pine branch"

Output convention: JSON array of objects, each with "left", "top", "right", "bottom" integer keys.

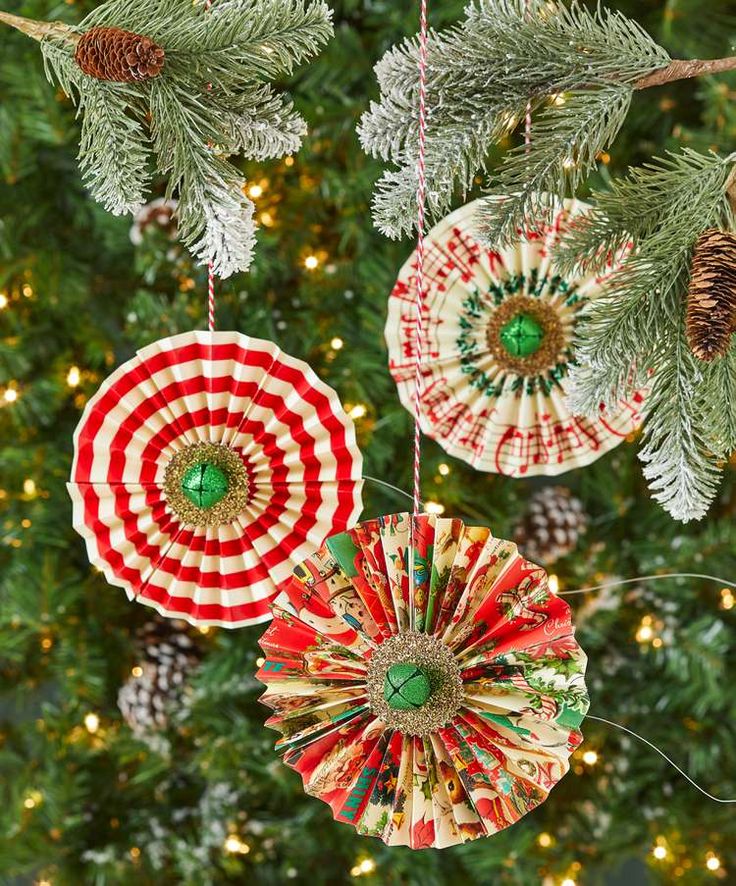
[
  {"left": 555, "top": 150, "right": 736, "bottom": 276},
  {"left": 476, "top": 86, "right": 633, "bottom": 246},
  {"left": 148, "top": 76, "right": 256, "bottom": 278},
  {"left": 639, "top": 326, "right": 723, "bottom": 523},
  {"left": 223, "top": 86, "right": 306, "bottom": 160},
  {"left": 2, "top": 0, "right": 332, "bottom": 275},
  {"left": 359, "top": 0, "right": 672, "bottom": 238}
]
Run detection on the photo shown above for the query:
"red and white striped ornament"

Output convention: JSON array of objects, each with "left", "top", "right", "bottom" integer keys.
[{"left": 69, "top": 331, "right": 364, "bottom": 627}]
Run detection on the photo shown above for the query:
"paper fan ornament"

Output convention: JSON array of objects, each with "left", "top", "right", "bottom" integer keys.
[
  {"left": 386, "top": 197, "right": 644, "bottom": 476},
  {"left": 69, "top": 331, "right": 363, "bottom": 627},
  {"left": 257, "top": 512, "right": 589, "bottom": 848}
]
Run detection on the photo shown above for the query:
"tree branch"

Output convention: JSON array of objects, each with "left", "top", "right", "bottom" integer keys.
[
  {"left": 0, "top": 11, "right": 78, "bottom": 44},
  {"left": 635, "top": 56, "right": 736, "bottom": 89}
]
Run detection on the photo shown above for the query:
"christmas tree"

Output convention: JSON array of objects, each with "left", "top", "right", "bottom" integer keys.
[{"left": 0, "top": 0, "right": 734, "bottom": 884}]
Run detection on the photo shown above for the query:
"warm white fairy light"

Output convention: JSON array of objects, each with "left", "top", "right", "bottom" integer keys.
[
  {"left": 424, "top": 501, "right": 445, "bottom": 515},
  {"left": 706, "top": 853, "right": 721, "bottom": 872},
  {"left": 304, "top": 254, "right": 319, "bottom": 270},
  {"left": 131, "top": 666, "right": 143, "bottom": 678},
  {"left": 84, "top": 712, "right": 100, "bottom": 734},
  {"left": 0, "top": 293, "right": 8, "bottom": 309},
  {"left": 538, "top": 832, "right": 553, "bottom": 848},
  {"left": 652, "top": 845, "right": 667, "bottom": 860},
  {"left": 548, "top": 574, "right": 560, "bottom": 595},
  {"left": 224, "top": 834, "right": 250, "bottom": 855},
  {"left": 349, "top": 404, "right": 367, "bottom": 420},
  {"left": 721, "top": 588, "right": 734, "bottom": 610},
  {"left": 582, "top": 750, "right": 598, "bottom": 766},
  {"left": 248, "top": 183, "right": 264, "bottom": 199},
  {"left": 23, "top": 478, "right": 37, "bottom": 496},
  {"left": 438, "top": 463, "right": 450, "bottom": 476},
  {"left": 350, "top": 858, "right": 376, "bottom": 876},
  {"left": 330, "top": 337, "right": 344, "bottom": 351},
  {"left": 3, "top": 387, "right": 18, "bottom": 403},
  {"left": 561, "top": 879, "right": 577, "bottom": 886},
  {"left": 67, "top": 366, "right": 81, "bottom": 388}
]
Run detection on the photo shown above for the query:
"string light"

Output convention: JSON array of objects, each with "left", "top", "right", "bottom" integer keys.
[
  {"left": 438, "top": 463, "right": 450, "bottom": 476},
  {"left": 284, "top": 156, "right": 295, "bottom": 167},
  {"left": 66, "top": 366, "right": 81, "bottom": 387},
  {"left": 349, "top": 404, "right": 367, "bottom": 420},
  {"left": 23, "top": 478, "right": 37, "bottom": 496},
  {"left": 330, "top": 337, "right": 344, "bottom": 351},
  {"left": 198, "top": 625, "right": 211, "bottom": 635},
  {"left": 248, "top": 183, "right": 264, "bottom": 199},
  {"left": 652, "top": 844, "right": 667, "bottom": 860},
  {"left": 350, "top": 858, "right": 376, "bottom": 876},
  {"left": 223, "top": 834, "right": 250, "bottom": 855},
  {"left": 706, "top": 853, "right": 721, "bottom": 872},
  {"left": 84, "top": 712, "right": 100, "bottom": 734},
  {"left": 256, "top": 657, "right": 265, "bottom": 667},
  {"left": 304, "top": 254, "right": 320, "bottom": 270},
  {"left": 40, "top": 635, "right": 53, "bottom": 652},
  {"left": 582, "top": 750, "right": 598, "bottom": 766},
  {"left": 22, "top": 283, "right": 33, "bottom": 298},
  {"left": 3, "top": 387, "right": 18, "bottom": 403},
  {"left": 538, "top": 832, "right": 553, "bottom": 848},
  {"left": 24, "top": 790, "right": 42, "bottom": 809},
  {"left": 259, "top": 210, "right": 275, "bottom": 227},
  {"left": 548, "top": 574, "right": 559, "bottom": 595},
  {"left": 0, "top": 293, "right": 8, "bottom": 309},
  {"left": 636, "top": 614, "right": 661, "bottom": 645},
  {"left": 130, "top": 847, "right": 141, "bottom": 860},
  {"left": 561, "top": 879, "right": 577, "bottom": 886},
  {"left": 720, "top": 588, "right": 734, "bottom": 610},
  {"left": 424, "top": 501, "right": 445, "bottom": 515},
  {"left": 131, "top": 666, "right": 143, "bottom": 678}
]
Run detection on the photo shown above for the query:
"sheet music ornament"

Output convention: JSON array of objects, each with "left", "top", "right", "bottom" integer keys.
[
  {"left": 257, "top": 512, "right": 589, "bottom": 848},
  {"left": 385, "top": 197, "right": 645, "bottom": 477}
]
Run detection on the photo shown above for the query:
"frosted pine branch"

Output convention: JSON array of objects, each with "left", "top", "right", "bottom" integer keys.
[{"left": 11, "top": 0, "right": 333, "bottom": 276}]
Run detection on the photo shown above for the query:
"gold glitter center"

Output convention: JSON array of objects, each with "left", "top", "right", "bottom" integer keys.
[
  {"left": 163, "top": 442, "right": 250, "bottom": 527},
  {"left": 486, "top": 294, "right": 567, "bottom": 377},
  {"left": 367, "top": 632, "right": 463, "bottom": 736}
]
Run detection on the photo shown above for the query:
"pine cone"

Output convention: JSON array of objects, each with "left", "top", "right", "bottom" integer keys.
[
  {"left": 74, "top": 27, "right": 165, "bottom": 82},
  {"left": 686, "top": 228, "right": 736, "bottom": 362},
  {"left": 514, "top": 486, "right": 588, "bottom": 565},
  {"left": 118, "top": 619, "right": 201, "bottom": 739}
]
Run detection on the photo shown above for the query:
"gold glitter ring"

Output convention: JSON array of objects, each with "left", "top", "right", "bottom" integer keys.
[
  {"left": 486, "top": 295, "right": 567, "bottom": 377},
  {"left": 367, "top": 632, "right": 463, "bottom": 736},
  {"left": 163, "top": 442, "right": 250, "bottom": 527}
]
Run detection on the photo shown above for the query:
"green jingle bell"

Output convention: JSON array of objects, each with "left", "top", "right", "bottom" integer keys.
[
  {"left": 180, "top": 462, "right": 229, "bottom": 510},
  {"left": 499, "top": 312, "right": 545, "bottom": 358},
  {"left": 384, "top": 662, "right": 432, "bottom": 710}
]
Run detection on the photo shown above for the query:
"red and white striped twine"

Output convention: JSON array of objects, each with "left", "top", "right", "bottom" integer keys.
[
  {"left": 205, "top": 0, "right": 216, "bottom": 333},
  {"left": 412, "top": 0, "right": 430, "bottom": 516}
]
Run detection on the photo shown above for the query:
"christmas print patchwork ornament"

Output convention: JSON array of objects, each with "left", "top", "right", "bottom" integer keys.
[
  {"left": 69, "top": 331, "right": 364, "bottom": 627},
  {"left": 257, "top": 513, "right": 589, "bottom": 848},
  {"left": 385, "top": 197, "right": 644, "bottom": 477}
]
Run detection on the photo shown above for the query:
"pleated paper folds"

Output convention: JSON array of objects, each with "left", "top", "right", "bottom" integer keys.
[
  {"left": 385, "top": 197, "right": 644, "bottom": 476},
  {"left": 69, "top": 331, "right": 363, "bottom": 627},
  {"left": 258, "top": 513, "right": 589, "bottom": 848}
]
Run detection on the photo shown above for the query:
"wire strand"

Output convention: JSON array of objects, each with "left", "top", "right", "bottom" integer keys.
[
  {"left": 588, "top": 715, "right": 736, "bottom": 804},
  {"left": 559, "top": 573, "right": 736, "bottom": 596}
]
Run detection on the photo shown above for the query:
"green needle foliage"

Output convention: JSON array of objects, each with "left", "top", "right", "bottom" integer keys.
[
  {"left": 561, "top": 149, "right": 736, "bottom": 521},
  {"left": 7, "top": 0, "right": 334, "bottom": 278},
  {"left": 358, "top": 0, "right": 671, "bottom": 240}
]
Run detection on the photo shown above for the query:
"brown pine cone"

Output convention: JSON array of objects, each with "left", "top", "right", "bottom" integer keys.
[
  {"left": 514, "top": 486, "right": 588, "bottom": 565},
  {"left": 686, "top": 228, "right": 736, "bottom": 362},
  {"left": 74, "top": 26, "right": 165, "bottom": 82},
  {"left": 117, "top": 618, "right": 202, "bottom": 740}
]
